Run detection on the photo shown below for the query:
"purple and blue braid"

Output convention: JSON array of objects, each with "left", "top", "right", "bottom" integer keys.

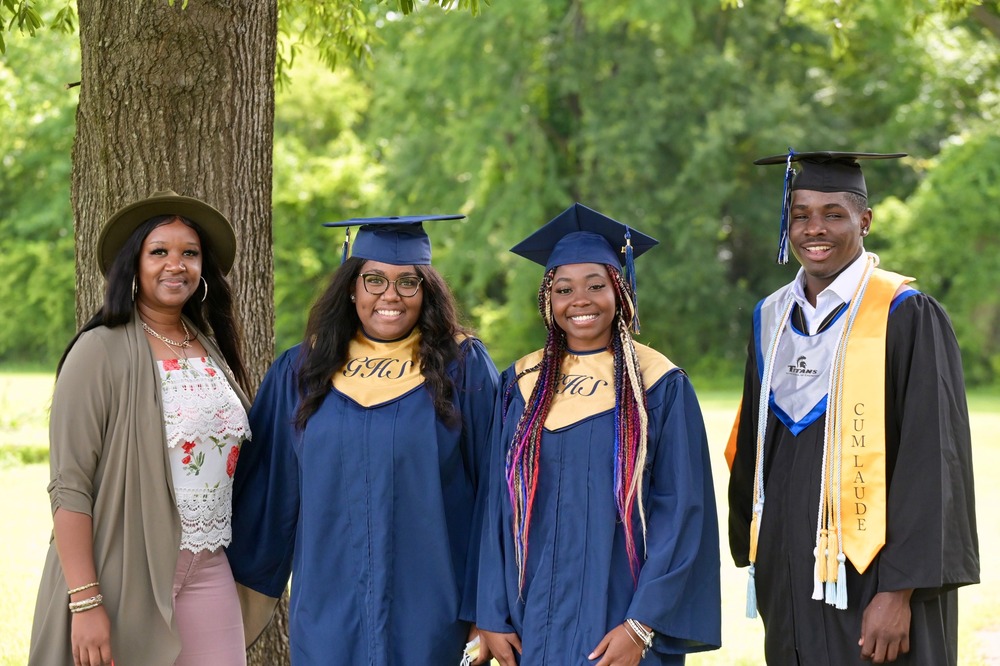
[
  {"left": 608, "top": 271, "right": 650, "bottom": 580},
  {"left": 503, "top": 269, "right": 565, "bottom": 595}
]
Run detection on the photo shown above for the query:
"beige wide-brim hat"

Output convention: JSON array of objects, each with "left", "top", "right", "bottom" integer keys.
[{"left": 96, "top": 189, "right": 237, "bottom": 276}]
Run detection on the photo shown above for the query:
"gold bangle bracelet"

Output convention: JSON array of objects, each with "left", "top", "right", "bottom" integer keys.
[
  {"left": 68, "top": 594, "right": 103, "bottom": 612},
  {"left": 67, "top": 582, "right": 100, "bottom": 596},
  {"left": 69, "top": 601, "right": 103, "bottom": 614}
]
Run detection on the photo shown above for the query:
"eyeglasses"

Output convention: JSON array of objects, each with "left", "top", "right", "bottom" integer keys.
[{"left": 358, "top": 273, "right": 423, "bottom": 297}]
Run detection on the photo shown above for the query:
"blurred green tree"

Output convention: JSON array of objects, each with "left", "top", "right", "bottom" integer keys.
[
  {"left": 3, "top": 0, "right": 999, "bottom": 388},
  {"left": 879, "top": 130, "right": 1000, "bottom": 385},
  {"left": 0, "top": 26, "right": 76, "bottom": 366},
  {"left": 358, "top": 0, "right": 1000, "bottom": 381},
  {"left": 271, "top": 52, "right": 382, "bottom": 352}
]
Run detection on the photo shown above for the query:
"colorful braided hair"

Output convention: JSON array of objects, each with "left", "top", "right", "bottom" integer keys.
[{"left": 504, "top": 264, "right": 650, "bottom": 594}]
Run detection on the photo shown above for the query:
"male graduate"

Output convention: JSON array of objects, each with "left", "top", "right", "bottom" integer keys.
[{"left": 726, "top": 150, "right": 979, "bottom": 665}]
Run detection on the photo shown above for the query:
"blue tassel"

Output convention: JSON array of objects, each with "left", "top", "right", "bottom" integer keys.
[
  {"left": 624, "top": 228, "right": 637, "bottom": 293},
  {"left": 836, "top": 553, "right": 848, "bottom": 610},
  {"left": 776, "top": 148, "right": 796, "bottom": 265},
  {"left": 825, "top": 579, "right": 837, "bottom": 606},
  {"left": 624, "top": 227, "right": 640, "bottom": 334},
  {"left": 746, "top": 565, "right": 758, "bottom": 619},
  {"left": 340, "top": 228, "right": 351, "bottom": 265}
]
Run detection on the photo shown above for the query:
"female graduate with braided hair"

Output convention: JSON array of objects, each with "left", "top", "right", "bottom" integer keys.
[{"left": 477, "top": 204, "right": 722, "bottom": 665}]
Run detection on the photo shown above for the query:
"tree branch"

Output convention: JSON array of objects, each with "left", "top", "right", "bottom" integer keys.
[{"left": 970, "top": 5, "right": 1000, "bottom": 42}]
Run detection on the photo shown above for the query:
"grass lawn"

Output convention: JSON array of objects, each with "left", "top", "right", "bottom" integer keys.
[
  {"left": 0, "top": 373, "right": 51, "bottom": 455},
  {"left": 0, "top": 463, "right": 50, "bottom": 665},
  {"left": 1, "top": 371, "right": 997, "bottom": 664}
]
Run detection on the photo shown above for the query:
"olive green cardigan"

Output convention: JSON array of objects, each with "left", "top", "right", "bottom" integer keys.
[{"left": 29, "top": 312, "right": 250, "bottom": 665}]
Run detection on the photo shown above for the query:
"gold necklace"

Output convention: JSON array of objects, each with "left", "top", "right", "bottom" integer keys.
[{"left": 141, "top": 320, "right": 192, "bottom": 348}]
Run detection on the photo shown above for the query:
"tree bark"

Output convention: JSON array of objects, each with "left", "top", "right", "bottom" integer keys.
[
  {"left": 72, "top": 0, "right": 290, "bottom": 662},
  {"left": 970, "top": 5, "right": 1000, "bottom": 43}
]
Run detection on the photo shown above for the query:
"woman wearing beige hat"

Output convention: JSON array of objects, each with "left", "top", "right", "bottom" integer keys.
[{"left": 29, "top": 191, "right": 252, "bottom": 666}]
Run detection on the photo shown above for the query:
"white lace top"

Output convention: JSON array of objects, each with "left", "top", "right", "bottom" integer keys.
[{"left": 157, "top": 356, "right": 251, "bottom": 553}]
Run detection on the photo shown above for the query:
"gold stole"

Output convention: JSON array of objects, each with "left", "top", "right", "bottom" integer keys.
[
  {"left": 514, "top": 343, "right": 675, "bottom": 429},
  {"left": 837, "top": 268, "right": 911, "bottom": 572},
  {"left": 332, "top": 330, "right": 424, "bottom": 406}
]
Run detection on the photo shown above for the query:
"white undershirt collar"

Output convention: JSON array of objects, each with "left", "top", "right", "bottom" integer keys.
[{"left": 790, "top": 251, "right": 869, "bottom": 335}]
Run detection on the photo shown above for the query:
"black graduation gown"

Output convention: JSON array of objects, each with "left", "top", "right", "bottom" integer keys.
[{"left": 728, "top": 292, "right": 979, "bottom": 666}]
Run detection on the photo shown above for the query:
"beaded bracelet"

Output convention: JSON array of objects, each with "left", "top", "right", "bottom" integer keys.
[
  {"left": 67, "top": 582, "right": 100, "bottom": 596},
  {"left": 68, "top": 594, "right": 103, "bottom": 613},
  {"left": 625, "top": 618, "right": 654, "bottom": 658}
]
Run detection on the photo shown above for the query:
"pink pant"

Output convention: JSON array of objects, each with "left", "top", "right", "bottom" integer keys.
[{"left": 172, "top": 548, "right": 246, "bottom": 666}]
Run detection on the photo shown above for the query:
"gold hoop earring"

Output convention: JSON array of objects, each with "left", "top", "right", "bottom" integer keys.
[
  {"left": 131, "top": 276, "right": 137, "bottom": 302},
  {"left": 200, "top": 277, "right": 209, "bottom": 303}
]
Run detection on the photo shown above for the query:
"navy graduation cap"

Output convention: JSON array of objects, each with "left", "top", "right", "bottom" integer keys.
[
  {"left": 511, "top": 202, "right": 658, "bottom": 332},
  {"left": 754, "top": 150, "right": 906, "bottom": 264},
  {"left": 510, "top": 203, "right": 658, "bottom": 271},
  {"left": 323, "top": 214, "right": 465, "bottom": 266}
]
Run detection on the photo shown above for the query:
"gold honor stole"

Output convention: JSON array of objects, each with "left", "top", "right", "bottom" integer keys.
[
  {"left": 514, "top": 343, "right": 676, "bottom": 430},
  {"left": 837, "top": 268, "right": 912, "bottom": 572},
  {"left": 332, "top": 330, "right": 425, "bottom": 406}
]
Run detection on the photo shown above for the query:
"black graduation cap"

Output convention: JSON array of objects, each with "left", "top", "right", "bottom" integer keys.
[
  {"left": 510, "top": 203, "right": 658, "bottom": 271},
  {"left": 511, "top": 203, "right": 658, "bottom": 332},
  {"left": 754, "top": 150, "right": 907, "bottom": 197},
  {"left": 323, "top": 214, "right": 465, "bottom": 265},
  {"left": 754, "top": 150, "right": 906, "bottom": 263}
]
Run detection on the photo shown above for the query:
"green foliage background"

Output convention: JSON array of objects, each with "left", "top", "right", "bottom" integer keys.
[
  {"left": 2, "top": 0, "right": 999, "bottom": 385},
  {"left": 0, "top": 23, "right": 76, "bottom": 364}
]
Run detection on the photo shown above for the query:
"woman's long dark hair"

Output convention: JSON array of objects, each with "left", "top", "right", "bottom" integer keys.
[
  {"left": 294, "top": 257, "right": 470, "bottom": 429},
  {"left": 57, "top": 215, "right": 250, "bottom": 392}
]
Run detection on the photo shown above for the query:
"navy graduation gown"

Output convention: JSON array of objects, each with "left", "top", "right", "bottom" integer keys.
[
  {"left": 228, "top": 336, "right": 498, "bottom": 665},
  {"left": 478, "top": 346, "right": 722, "bottom": 664},
  {"left": 728, "top": 292, "right": 979, "bottom": 665}
]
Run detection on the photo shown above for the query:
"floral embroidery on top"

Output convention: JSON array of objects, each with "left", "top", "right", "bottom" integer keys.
[
  {"left": 158, "top": 356, "right": 251, "bottom": 552},
  {"left": 226, "top": 445, "right": 239, "bottom": 477}
]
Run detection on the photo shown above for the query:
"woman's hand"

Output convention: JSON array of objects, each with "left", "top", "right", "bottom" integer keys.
[
  {"left": 466, "top": 623, "right": 492, "bottom": 665},
  {"left": 480, "top": 628, "right": 522, "bottom": 666},
  {"left": 54, "top": 509, "right": 111, "bottom": 665},
  {"left": 71, "top": 605, "right": 112, "bottom": 666},
  {"left": 589, "top": 623, "right": 645, "bottom": 666}
]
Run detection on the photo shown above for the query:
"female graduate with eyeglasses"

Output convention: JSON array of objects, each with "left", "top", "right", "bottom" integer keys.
[
  {"left": 477, "top": 204, "right": 722, "bottom": 665},
  {"left": 227, "top": 216, "right": 499, "bottom": 665}
]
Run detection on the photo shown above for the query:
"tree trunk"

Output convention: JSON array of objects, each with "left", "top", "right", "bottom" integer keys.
[{"left": 72, "top": 0, "right": 290, "bottom": 662}]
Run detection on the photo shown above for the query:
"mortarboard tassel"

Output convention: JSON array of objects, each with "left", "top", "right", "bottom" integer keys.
[
  {"left": 776, "top": 148, "right": 796, "bottom": 265},
  {"left": 340, "top": 227, "right": 351, "bottom": 265},
  {"left": 623, "top": 228, "right": 640, "bottom": 334}
]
